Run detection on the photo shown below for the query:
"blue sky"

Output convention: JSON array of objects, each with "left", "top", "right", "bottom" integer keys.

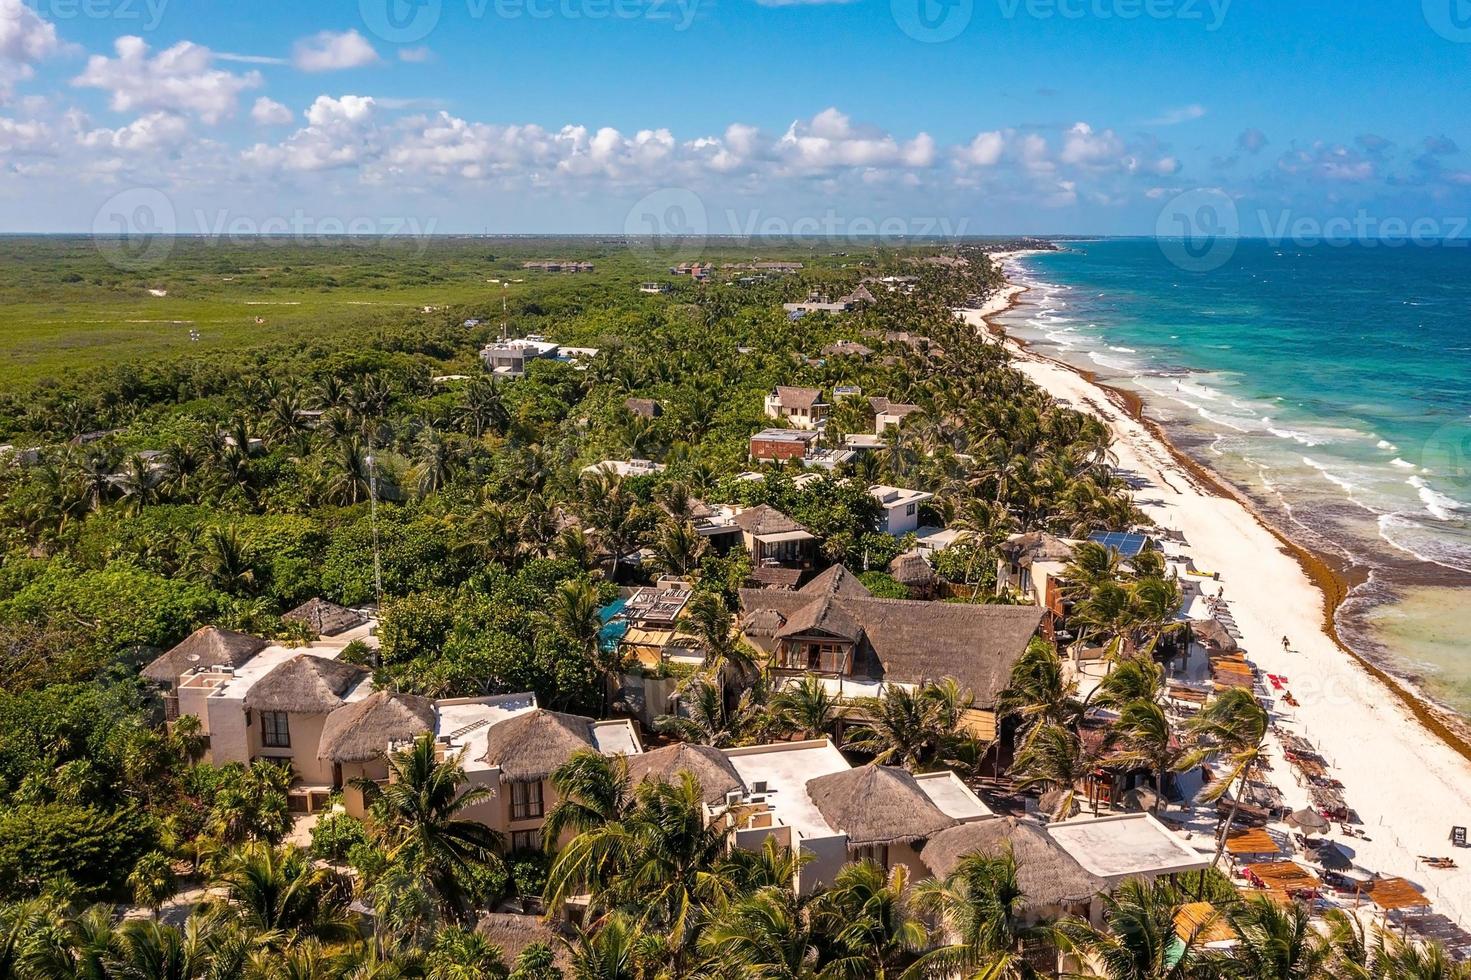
[{"left": 3, "top": 0, "right": 1470, "bottom": 235}]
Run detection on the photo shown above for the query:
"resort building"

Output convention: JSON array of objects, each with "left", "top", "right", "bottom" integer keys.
[
  {"left": 870, "top": 397, "right": 923, "bottom": 433},
  {"left": 581, "top": 459, "right": 667, "bottom": 478},
  {"left": 749, "top": 428, "right": 820, "bottom": 462},
  {"left": 733, "top": 504, "right": 818, "bottom": 569},
  {"left": 1045, "top": 812, "right": 1211, "bottom": 887},
  {"left": 763, "top": 387, "right": 829, "bottom": 429},
  {"left": 638, "top": 282, "right": 672, "bottom": 294},
  {"left": 821, "top": 340, "right": 874, "bottom": 359},
  {"left": 996, "top": 531, "right": 1076, "bottom": 611},
  {"left": 869, "top": 484, "right": 934, "bottom": 536},
  {"left": 739, "top": 567, "right": 1043, "bottom": 742},
  {"left": 480, "top": 336, "right": 561, "bottom": 377}
]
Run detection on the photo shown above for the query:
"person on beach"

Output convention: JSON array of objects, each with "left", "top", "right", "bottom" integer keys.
[{"left": 1282, "top": 635, "right": 1291, "bottom": 652}]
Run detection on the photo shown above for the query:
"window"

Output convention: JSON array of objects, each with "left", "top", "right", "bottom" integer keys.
[
  {"left": 510, "top": 780, "right": 544, "bottom": 820},
  {"left": 905, "top": 503, "right": 916, "bottom": 517},
  {"left": 510, "top": 829, "right": 542, "bottom": 852},
  {"left": 260, "top": 711, "right": 291, "bottom": 748}
]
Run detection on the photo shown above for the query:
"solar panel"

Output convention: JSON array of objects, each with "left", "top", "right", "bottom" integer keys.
[{"left": 1088, "top": 531, "right": 1151, "bottom": 558}]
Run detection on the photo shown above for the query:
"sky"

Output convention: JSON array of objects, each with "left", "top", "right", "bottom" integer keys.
[{"left": 2, "top": 0, "right": 1470, "bottom": 236}]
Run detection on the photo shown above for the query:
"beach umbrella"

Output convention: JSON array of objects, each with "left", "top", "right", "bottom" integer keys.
[
  {"left": 1314, "top": 841, "right": 1353, "bottom": 871},
  {"left": 1287, "top": 808, "right": 1330, "bottom": 833}
]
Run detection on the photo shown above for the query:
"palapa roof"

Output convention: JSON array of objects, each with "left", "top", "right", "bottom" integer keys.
[
  {"left": 734, "top": 505, "right": 810, "bottom": 538},
  {"left": 627, "top": 742, "right": 746, "bottom": 803},
  {"left": 737, "top": 591, "right": 1043, "bottom": 705},
  {"left": 318, "top": 690, "right": 434, "bottom": 763},
  {"left": 999, "top": 531, "right": 1075, "bottom": 568},
  {"left": 475, "top": 913, "right": 572, "bottom": 971},
  {"left": 822, "top": 340, "right": 874, "bottom": 358},
  {"left": 143, "top": 626, "right": 269, "bottom": 684},
  {"left": 1190, "top": 619, "right": 1239, "bottom": 653},
  {"left": 889, "top": 550, "right": 936, "bottom": 587},
  {"left": 1175, "top": 902, "right": 1238, "bottom": 946},
  {"left": 623, "top": 397, "right": 662, "bottom": 418},
  {"left": 806, "top": 764, "right": 956, "bottom": 846},
  {"left": 1355, "top": 876, "right": 1429, "bottom": 910},
  {"left": 800, "top": 564, "right": 871, "bottom": 598},
  {"left": 922, "top": 817, "right": 1106, "bottom": 906},
  {"left": 775, "top": 595, "right": 863, "bottom": 642},
  {"left": 773, "top": 386, "right": 823, "bottom": 410},
  {"left": 747, "top": 566, "right": 806, "bottom": 590},
  {"left": 243, "top": 654, "right": 371, "bottom": 713},
  {"left": 482, "top": 709, "right": 595, "bottom": 782},
  {"left": 282, "top": 598, "right": 368, "bottom": 637}
]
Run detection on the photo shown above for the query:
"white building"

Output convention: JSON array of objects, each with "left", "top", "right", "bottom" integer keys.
[{"left": 870, "top": 485, "right": 934, "bottom": 536}]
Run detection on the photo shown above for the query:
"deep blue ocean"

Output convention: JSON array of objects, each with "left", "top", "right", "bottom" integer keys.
[{"left": 1000, "top": 239, "right": 1471, "bottom": 713}]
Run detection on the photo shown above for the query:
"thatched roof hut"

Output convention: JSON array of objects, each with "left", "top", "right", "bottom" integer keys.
[
  {"left": 482, "top": 709, "right": 595, "bottom": 782},
  {"left": 244, "top": 655, "right": 371, "bottom": 714},
  {"left": 733, "top": 505, "right": 809, "bottom": 537},
  {"left": 1190, "top": 619, "right": 1238, "bottom": 654},
  {"left": 627, "top": 743, "right": 745, "bottom": 803},
  {"left": 319, "top": 690, "right": 434, "bottom": 763},
  {"left": 999, "top": 532, "right": 1074, "bottom": 567},
  {"left": 475, "top": 913, "right": 572, "bottom": 971},
  {"left": 922, "top": 817, "right": 1106, "bottom": 907},
  {"left": 283, "top": 598, "right": 368, "bottom": 637},
  {"left": 888, "top": 550, "right": 936, "bottom": 589},
  {"left": 143, "top": 626, "right": 268, "bottom": 684},
  {"left": 806, "top": 765, "right": 956, "bottom": 846},
  {"left": 800, "top": 564, "right": 871, "bottom": 598}
]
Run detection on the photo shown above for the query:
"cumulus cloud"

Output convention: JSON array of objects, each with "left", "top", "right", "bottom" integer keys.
[
  {"left": 0, "top": 0, "right": 62, "bottom": 94},
  {"left": 76, "top": 110, "right": 191, "bottom": 153},
  {"left": 958, "top": 130, "right": 1006, "bottom": 167},
  {"left": 774, "top": 107, "right": 935, "bottom": 172},
  {"left": 1145, "top": 104, "right": 1207, "bottom": 126},
  {"left": 1059, "top": 122, "right": 1125, "bottom": 168},
  {"left": 292, "top": 30, "right": 380, "bottom": 72},
  {"left": 73, "top": 37, "right": 261, "bottom": 123},
  {"left": 251, "top": 97, "right": 294, "bottom": 126},
  {"left": 243, "top": 94, "right": 380, "bottom": 171}
]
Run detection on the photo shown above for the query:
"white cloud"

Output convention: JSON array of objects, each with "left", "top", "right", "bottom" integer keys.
[
  {"left": 1145, "top": 104, "right": 1207, "bottom": 126},
  {"left": 77, "top": 110, "right": 190, "bottom": 153},
  {"left": 73, "top": 37, "right": 261, "bottom": 124},
  {"left": 774, "top": 107, "right": 935, "bottom": 172},
  {"left": 958, "top": 130, "right": 1006, "bottom": 167},
  {"left": 1059, "top": 122, "right": 1125, "bottom": 168},
  {"left": 251, "top": 97, "right": 294, "bottom": 126},
  {"left": 0, "top": 0, "right": 61, "bottom": 94},
  {"left": 291, "top": 30, "right": 380, "bottom": 72},
  {"left": 244, "top": 94, "right": 379, "bottom": 171}
]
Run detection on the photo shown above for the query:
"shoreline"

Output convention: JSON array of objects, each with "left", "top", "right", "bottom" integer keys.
[
  {"left": 960, "top": 257, "right": 1471, "bottom": 928},
  {"left": 973, "top": 254, "right": 1471, "bottom": 760}
]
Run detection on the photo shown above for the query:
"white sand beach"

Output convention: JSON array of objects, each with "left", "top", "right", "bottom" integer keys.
[{"left": 959, "top": 277, "right": 1471, "bottom": 930}]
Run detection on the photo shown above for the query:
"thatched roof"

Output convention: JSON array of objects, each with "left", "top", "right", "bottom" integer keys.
[
  {"left": 627, "top": 743, "right": 745, "bottom": 803},
  {"left": 737, "top": 591, "right": 1043, "bottom": 705},
  {"left": 318, "top": 690, "right": 434, "bottom": 763},
  {"left": 888, "top": 550, "right": 936, "bottom": 587},
  {"left": 1190, "top": 619, "right": 1238, "bottom": 653},
  {"left": 482, "top": 709, "right": 595, "bottom": 782},
  {"left": 475, "top": 913, "right": 572, "bottom": 971},
  {"left": 806, "top": 765, "right": 955, "bottom": 846},
  {"left": 244, "top": 655, "right": 371, "bottom": 713},
  {"left": 747, "top": 566, "right": 805, "bottom": 591},
  {"left": 143, "top": 626, "right": 268, "bottom": 684},
  {"left": 624, "top": 397, "right": 662, "bottom": 418},
  {"left": 922, "top": 817, "right": 1106, "bottom": 906},
  {"left": 800, "top": 564, "right": 871, "bottom": 598},
  {"left": 773, "top": 386, "right": 823, "bottom": 409},
  {"left": 775, "top": 595, "right": 863, "bottom": 642},
  {"left": 282, "top": 598, "right": 368, "bottom": 637},
  {"left": 734, "top": 505, "right": 808, "bottom": 537},
  {"left": 999, "top": 532, "right": 1074, "bottom": 567}
]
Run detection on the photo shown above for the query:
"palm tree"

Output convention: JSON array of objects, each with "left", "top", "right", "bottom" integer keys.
[
  {"left": 996, "top": 638, "right": 1083, "bottom": 747},
  {"left": 567, "top": 912, "right": 643, "bottom": 980},
  {"left": 77, "top": 445, "right": 119, "bottom": 512},
  {"left": 411, "top": 425, "right": 458, "bottom": 499},
  {"left": 907, "top": 852, "right": 1045, "bottom": 980},
  {"left": 809, "top": 861, "right": 927, "bottom": 979},
  {"left": 772, "top": 674, "right": 840, "bottom": 741},
  {"left": 457, "top": 378, "right": 508, "bottom": 438},
  {"left": 425, "top": 926, "right": 510, "bottom": 980},
  {"left": 543, "top": 749, "right": 634, "bottom": 844},
  {"left": 116, "top": 454, "right": 169, "bottom": 514},
  {"left": 697, "top": 886, "right": 820, "bottom": 980},
  {"left": 212, "top": 841, "right": 356, "bottom": 946},
  {"left": 194, "top": 524, "right": 258, "bottom": 596},
  {"left": 128, "top": 850, "right": 178, "bottom": 919},
  {"left": 677, "top": 591, "right": 755, "bottom": 680},
  {"left": 1222, "top": 895, "right": 1328, "bottom": 979},
  {"left": 1056, "top": 878, "right": 1210, "bottom": 980},
  {"left": 844, "top": 685, "right": 948, "bottom": 770},
  {"left": 1186, "top": 687, "right": 1268, "bottom": 867},
  {"left": 1108, "top": 700, "right": 1194, "bottom": 815},
  {"left": 550, "top": 579, "right": 617, "bottom": 715},
  {"left": 1009, "top": 724, "right": 1100, "bottom": 820},
  {"left": 324, "top": 437, "right": 373, "bottom": 506},
  {"left": 358, "top": 734, "right": 504, "bottom": 924},
  {"left": 651, "top": 521, "right": 707, "bottom": 578},
  {"left": 1088, "top": 656, "right": 1164, "bottom": 713},
  {"left": 104, "top": 912, "right": 253, "bottom": 980},
  {"left": 657, "top": 676, "right": 745, "bottom": 747}
]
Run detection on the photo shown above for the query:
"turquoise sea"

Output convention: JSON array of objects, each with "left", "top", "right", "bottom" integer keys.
[{"left": 1000, "top": 240, "right": 1471, "bottom": 717}]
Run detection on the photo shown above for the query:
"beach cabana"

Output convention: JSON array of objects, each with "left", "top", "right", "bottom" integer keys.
[
  {"left": 1356, "top": 877, "right": 1430, "bottom": 913},
  {"left": 1189, "top": 619, "right": 1239, "bottom": 655},
  {"left": 1174, "top": 901, "right": 1238, "bottom": 949},
  {"left": 1311, "top": 841, "right": 1353, "bottom": 872},
  {"left": 1243, "top": 861, "right": 1320, "bottom": 898},
  {"left": 1224, "top": 827, "right": 1281, "bottom": 859},
  {"left": 1286, "top": 808, "right": 1330, "bottom": 834}
]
